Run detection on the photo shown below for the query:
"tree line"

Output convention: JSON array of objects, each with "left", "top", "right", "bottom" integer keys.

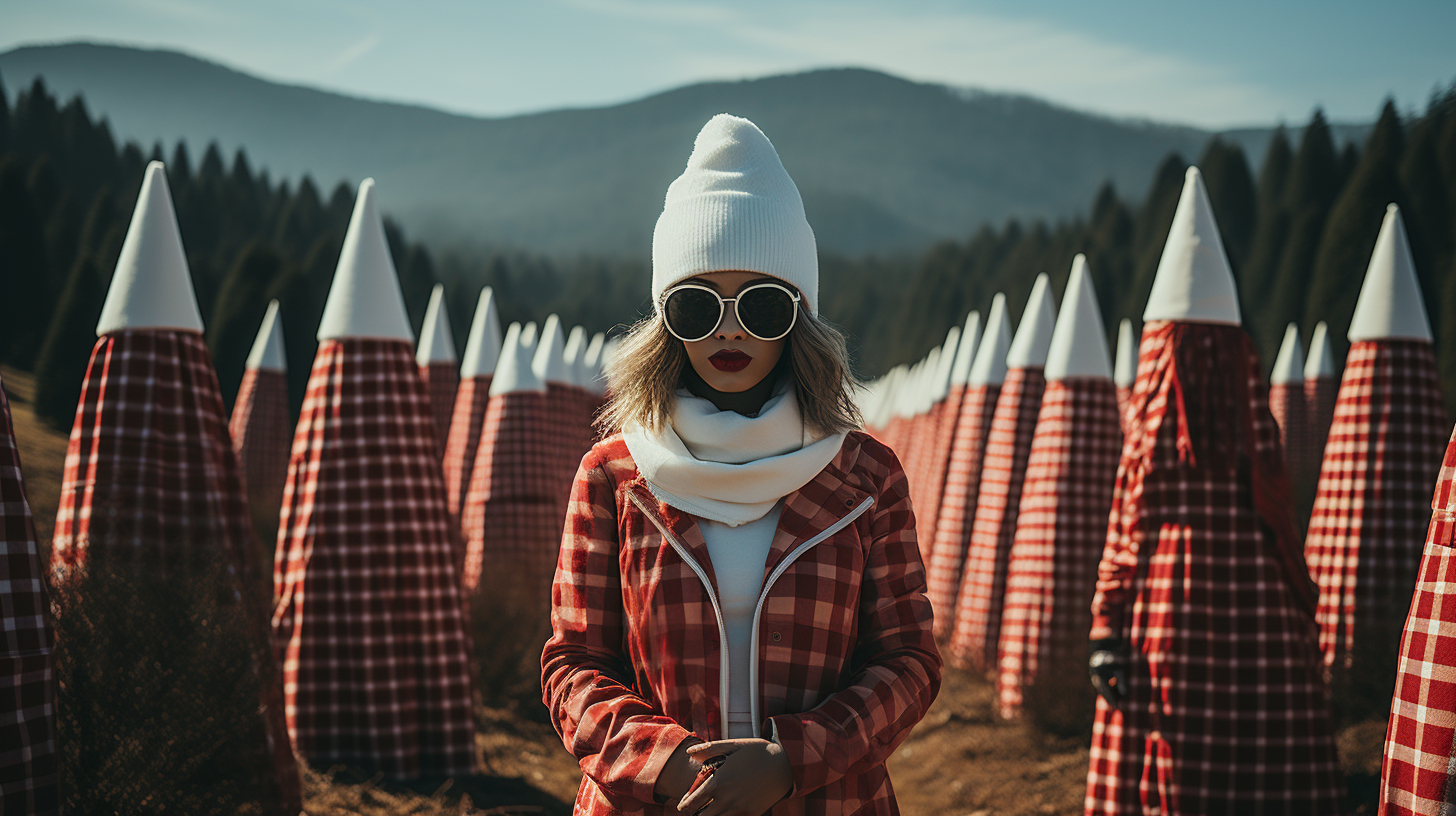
[{"left": 2, "top": 72, "right": 1455, "bottom": 429}]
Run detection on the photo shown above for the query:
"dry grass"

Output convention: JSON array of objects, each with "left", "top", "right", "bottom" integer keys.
[{"left": 3, "top": 364, "right": 1390, "bottom": 814}]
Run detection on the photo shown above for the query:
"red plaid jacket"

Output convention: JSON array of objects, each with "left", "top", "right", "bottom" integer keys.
[{"left": 542, "top": 431, "right": 941, "bottom": 816}]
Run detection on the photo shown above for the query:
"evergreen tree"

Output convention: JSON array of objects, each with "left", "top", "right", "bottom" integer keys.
[
  {"left": 0, "top": 157, "right": 52, "bottom": 369},
  {"left": 1242, "top": 128, "right": 1294, "bottom": 319},
  {"left": 1196, "top": 138, "right": 1257, "bottom": 273},
  {"left": 1304, "top": 102, "right": 1409, "bottom": 353},
  {"left": 32, "top": 253, "right": 107, "bottom": 430},
  {"left": 0, "top": 71, "right": 11, "bottom": 156},
  {"left": 208, "top": 241, "right": 287, "bottom": 408}
]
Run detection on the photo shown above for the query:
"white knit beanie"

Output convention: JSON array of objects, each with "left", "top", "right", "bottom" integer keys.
[{"left": 652, "top": 114, "right": 818, "bottom": 314}]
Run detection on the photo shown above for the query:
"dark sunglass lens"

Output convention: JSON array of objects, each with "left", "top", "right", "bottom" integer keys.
[
  {"left": 665, "top": 288, "right": 721, "bottom": 339},
  {"left": 737, "top": 286, "right": 795, "bottom": 339}
]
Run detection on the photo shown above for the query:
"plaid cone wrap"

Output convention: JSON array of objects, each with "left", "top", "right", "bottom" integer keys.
[
  {"left": 907, "top": 402, "right": 941, "bottom": 521},
  {"left": 950, "top": 367, "right": 1047, "bottom": 672},
  {"left": 230, "top": 367, "right": 292, "bottom": 551},
  {"left": 1307, "top": 375, "right": 1339, "bottom": 468},
  {"left": 1115, "top": 386, "right": 1133, "bottom": 438},
  {"left": 442, "top": 375, "right": 491, "bottom": 527},
  {"left": 1380, "top": 426, "right": 1456, "bottom": 815},
  {"left": 996, "top": 379, "right": 1120, "bottom": 720},
  {"left": 274, "top": 338, "right": 476, "bottom": 778},
  {"left": 460, "top": 388, "right": 566, "bottom": 592},
  {"left": 0, "top": 373, "right": 58, "bottom": 815},
  {"left": 1305, "top": 340, "right": 1447, "bottom": 672},
  {"left": 922, "top": 386, "right": 968, "bottom": 548},
  {"left": 542, "top": 432, "right": 940, "bottom": 816},
  {"left": 926, "top": 383, "right": 1000, "bottom": 638},
  {"left": 1086, "top": 322, "right": 1342, "bottom": 816},
  {"left": 51, "top": 329, "right": 300, "bottom": 810},
  {"left": 421, "top": 362, "right": 460, "bottom": 458}
]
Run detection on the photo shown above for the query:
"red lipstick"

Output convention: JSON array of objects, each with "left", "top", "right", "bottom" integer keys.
[{"left": 709, "top": 350, "right": 752, "bottom": 372}]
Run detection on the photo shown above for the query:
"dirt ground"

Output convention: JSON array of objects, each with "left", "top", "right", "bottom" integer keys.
[{"left": 3, "top": 366, "right": 1388, "bottom": 815}]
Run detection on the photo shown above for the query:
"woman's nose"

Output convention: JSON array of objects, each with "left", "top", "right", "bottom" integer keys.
[{"left": 715, "top": 301, "right": 747, "bottom": 340}]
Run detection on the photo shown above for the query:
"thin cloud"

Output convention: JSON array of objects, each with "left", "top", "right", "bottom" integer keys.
[{"left": 325, "top": 33, "right": 381, "bottom": 74}]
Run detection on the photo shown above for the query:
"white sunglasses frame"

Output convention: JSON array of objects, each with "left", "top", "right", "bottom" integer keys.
[{"left": 659, "top": 281, "right": 802, "bottom": 343}]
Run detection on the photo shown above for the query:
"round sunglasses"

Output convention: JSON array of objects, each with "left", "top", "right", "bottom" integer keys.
[{"left": 660, "top": 281, "right": 801, "bottom": 342}]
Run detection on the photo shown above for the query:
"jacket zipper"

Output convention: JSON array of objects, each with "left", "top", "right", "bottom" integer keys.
[
  {"left": 627, "top": 490, "right": 733, "bottom": 738},
  {"left": 749, "top": 495, "right": 876, "bottom": 730}
]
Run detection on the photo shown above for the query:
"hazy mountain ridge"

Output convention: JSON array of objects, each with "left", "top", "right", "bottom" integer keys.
[{"left": 0, "top": 42, "right": 1368, "bottom": 256}]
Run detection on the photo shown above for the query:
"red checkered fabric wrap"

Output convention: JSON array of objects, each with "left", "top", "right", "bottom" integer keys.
[
  {"left": 995, "top": 378, "right": 1120, "bottom": 720},
  {"left": 1381, "top": 425, "right": 1456, "bottom": 815},
  {"left": 1307, "top": 375, "right": 1339, "bottom": 467},
  {"left": 273, "top": 338, "right": 476, "bottom": 778},
  {"left": 921, "top": 385, "right": 968, "bottom": 548},
  {"left": 1085, "top": 322, "right": 1342, "bottom": 815},
  {"left": 230, "top": 367, "right": 292, "bottom": 549},
  {"left": 1115, "top": 385, "right": 1133, "bottom": 438},
  {"left": 949, "top": 367, "right": 1047, "bottom": 672},
  {"left": 926, "top": 383, "right": 1000, "bottom": 638},
  {"left": 420, "top": 362, "right": 460, "bottom": 458},
  {"left": 1305, "top": 340, "right": 1447, "bottom": 674},
  {"left": 882, "top": 415, "right": 910, "bottom": 472},
  {"left": 907, "top": 403, "right": 940, "bottom": 520},
  {"left": 0, "top": 373, "right": 58, "bottom": 815},
  {"left": 460, "top": 388, "right": 565, "bottom": 592},
  {"left": 51, "top": 329, "right": 300, "bottom": 810},
  {"left": 542, "top": 431, "right": 940, "bottom": 816},
  {"left": 442, "top": 375, "right": 491, "bottom": 526}
]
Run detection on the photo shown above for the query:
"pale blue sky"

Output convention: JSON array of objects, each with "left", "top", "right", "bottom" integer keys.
[{"left": 3, "top": 0, "right": 1453, "bottom": 128}]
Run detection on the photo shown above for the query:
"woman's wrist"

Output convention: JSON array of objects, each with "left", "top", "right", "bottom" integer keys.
[{"left": 653, "top": 736, "right": 704, "bottom": 804}]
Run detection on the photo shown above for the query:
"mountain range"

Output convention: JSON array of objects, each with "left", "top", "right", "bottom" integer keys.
[{"left": 0, "top": 42, "right": 1369, "bottom": 256}]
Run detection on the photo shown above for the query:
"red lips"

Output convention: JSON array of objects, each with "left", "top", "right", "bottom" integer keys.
[{"left": 709, "top": 350, "right": 753, "bottom": 372}]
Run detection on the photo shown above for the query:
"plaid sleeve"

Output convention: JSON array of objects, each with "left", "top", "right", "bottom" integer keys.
[
  {"left": 541, "top": 453, "right": 693, "bottom": 810},
  {"left": 767, "top": 453, "right": 942, "bottom": 795},
  {"left": 1089, "top": 456, "right": 1141, "bottom": 642}
]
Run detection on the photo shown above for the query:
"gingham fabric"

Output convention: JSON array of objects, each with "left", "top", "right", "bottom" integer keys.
[
  {"left": 542, "top": 431, "right": 940, "bottom": 816},
  {"left": 1086, "top": 321, "right": 1343, "bottom": 815},
  {"left": 921, "top": 386, "right": 967, "bottom": 547},
  {"left": 1307, "top": 375, "right": 1339, "bottom": 469},
  {"left": 1115, "top": 386, "right": 1133, "bottom": 438},
  {"left": 1380, "top": 426, "right": 1456, "bottom": 815},
  {"left": 1270, "top": 381, "right": 1317, "bottom": 529},
  {"left": 420, "top": 361, "right": 460, "bottom": 458},
  {"left": 51, "top": 329, "right": 300, "bottom": 811},
  {"left": 926, "top": 383, "right": 1000, "bottom": 638},
  {"left": 1305, "top": 340, "right": 1447, "bottom": 677},
  {"left": 460, "top": 388, "right": 561, "bottom": 592},
  {"left": 950, "top": 367, "right": 1047, "bottom": 672},
  {"left": 441, "top": 374, "right": 491, "bottom": 530},
  {"left": 229, "top": 367, "right": 292, "bottom": 551},
  {"left": 907, "top": 403, "right": 941, "bottom": 520},
  {"left": 273, "top": 338, "right": 476, "bottom": 778},
  {"left": 0, "top": 373, "right": 57, "bottom": 815},
  {"left": 995, "top": 379, "right": 1120, "bottom": 721}
]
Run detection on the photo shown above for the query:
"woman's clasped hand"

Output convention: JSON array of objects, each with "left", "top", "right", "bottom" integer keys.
[{"left": 662, "top": 739, "right": 793, "bottom": 816}]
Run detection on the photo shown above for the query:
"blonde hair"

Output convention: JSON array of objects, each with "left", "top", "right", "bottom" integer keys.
[{"left": 598, "top": 305, "right": 863, "bottom": 437}]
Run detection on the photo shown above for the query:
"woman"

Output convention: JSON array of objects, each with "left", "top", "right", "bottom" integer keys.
[{"left": 542, "top": 114, "right": 941, "bottom": 816}]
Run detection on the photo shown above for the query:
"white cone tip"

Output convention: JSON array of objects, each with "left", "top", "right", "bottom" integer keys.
[
  {"left": 933, "top": 326, "right": 961, "bottom": 400},
  {"left": 317, "top": 179, "right": 415, "bottom": 342},
  {"left": 969, "top": 293, "right": 1013, "bottom": 386},
  {"left": 489, "top": 322, "right": 547, "bottom": 396},
  {"left": 1348, "top": 204, "right": 1433, "bottom": 342},
  {"left": 245, "top": 300, "right": 286, "bottom": 371},
  {"left": 1045, "top": 255, "right": 1112, "bottom": 380},
  {"left": 532, "top": 314, "right": 572, "bottom": 384},
  {"left": 564, "top": 325, "right": 588, "bottom": 388},
  {"left": 1006, "top": 273, "right": 1057, "bottom": 369},
  {"left": 521, "top": 321, "right": 538, "bottom": 349},
  {"left": 97, "top": 161, "right": 205, "bottom": 335},
  {"left": 416, "top": 283, "right": 457, "bottom": 365},
  {"left": 1114, "top": 319, "right": 1138, "bottom": 388},
  {"left": 1271, "top": 323, "right": 1305, "bottom": 385},
  {"left": 460, "top": 286, "right": 502, "bottom": 379},
  {"left": 1143, "top": 166, "right": 1241, "bottom": 326},
  {"left": 584, "top": 332, "right": 608, "bottom": 395},
  {"left": 1305, "top": 321, "right": 1336, "bottom": 379},
  {"left": 949, "top": 311, "right": 982, "bottom": 388}
]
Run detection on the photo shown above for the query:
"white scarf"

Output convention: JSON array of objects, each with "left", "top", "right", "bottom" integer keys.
[{"left": 624, "top": 382, "right": 847, "bottom": 526}]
